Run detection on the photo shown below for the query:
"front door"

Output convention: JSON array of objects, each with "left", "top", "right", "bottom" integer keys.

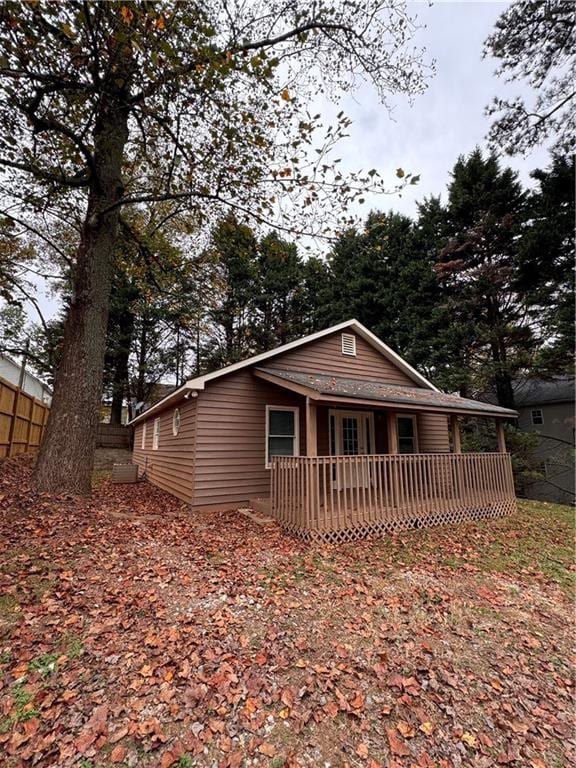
[{"left": 329, "top": 410, "right": 374, "bottom": 489}]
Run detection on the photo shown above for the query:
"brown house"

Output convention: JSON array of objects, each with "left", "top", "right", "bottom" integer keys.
[{"left": 130, "top": 320, "right": 517, "bottom": 542}]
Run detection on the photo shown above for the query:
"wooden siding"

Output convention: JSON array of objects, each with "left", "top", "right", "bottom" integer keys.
[
  {"left": 268, "top": 330, "right": 417, "bottom": 386},
  {"left": 132, "top": 398, "right": 197, "bottom": 503},
  {"left": 418, "top": 413, "right": 450, "bottom": 453},
  {"left": 192, "top": 370, "right": 305, "bottom": 509}
]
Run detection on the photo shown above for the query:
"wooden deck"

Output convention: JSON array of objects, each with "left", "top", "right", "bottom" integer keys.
[{"left": 270, "top": 453, "right": 517, "bottom": 543}]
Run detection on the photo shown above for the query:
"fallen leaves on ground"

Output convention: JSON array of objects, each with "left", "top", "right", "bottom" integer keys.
[{"left": 0, "top": 454, "right": 574, "bottom": 767}]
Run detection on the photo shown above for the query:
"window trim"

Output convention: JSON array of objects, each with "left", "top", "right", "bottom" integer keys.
[
  {"left": 396, "top": 414, "right": 419, "bottom": 454},
  {"left": 341, "top": 333, "right": 357, "bottom": 356},
  {"left": 172, "top": 408, "right": 181, "bottom": 436},
  {"left": 152, "top": 417, "right": 160, "bottom": 450},
  {"left": 265, "top": 405, "right": 299, "bottom": 468},
  {"left": 141, "top": 423, "right": 147, "bottom": 449},
  {"left": 531, "top": 408, "right": 544, "bottom": 426}
]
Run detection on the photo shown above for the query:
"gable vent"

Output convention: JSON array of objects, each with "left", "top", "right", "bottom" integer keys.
[{"left": 341, "top": 333, "right": 356, "bottom": 356}]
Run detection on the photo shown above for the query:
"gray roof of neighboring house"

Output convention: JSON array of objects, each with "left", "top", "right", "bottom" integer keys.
[
  {"left": 257, "top": 368, "right": 518, "bottom": 417},
  {"left": 513, "top": 376, "right": 575, "bottom": 407}
]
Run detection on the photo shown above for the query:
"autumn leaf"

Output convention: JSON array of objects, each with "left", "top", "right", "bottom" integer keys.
[
  {"left": 397, "top": 720, "right": 416, "bottom": 738},
  {"left": 110, "top": 745, "right": 127, "bottom": 763},
  {"left": 160, "top": 751, "right": 177, "bottom": 768},
  {"left": 120, "top": 6, "right": 134, "bottom": 24},
  {"left": 350, "top": 691, "right": 365, "bottom": 710},
  {"left": 461, "top": 732, "right": 477, "bottom": 748},
  {"left": 356, "top": 742, "right": 369, "bottom": 759},
  {"left": 258, "top": 742, "right": 276, "bottom": 756},
  {"left": 281, "top": 89, "right": 291, "bottom": 101},
  {"left": 419, "top": 721, "right": 434, "bottom": 736},
  {"left": 386, "top": 728, "right": 410, "bottom": 757}
]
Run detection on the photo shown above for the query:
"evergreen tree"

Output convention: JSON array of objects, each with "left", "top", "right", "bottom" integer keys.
[
  {"left": 519, "top": 155, "right": 575, "bottom": 374},
  {"left": 323, "top": 211, "right": 436, "bottom": 358},
  {"left": 204, "top": 215, "right": 259, "bottom": 369},
  {"left": 253, "top": 232, "right": 306, "bottom": 351},
  {"left": 436, "top": 149, "right": 533, "bottom": 408},
  {"left": 300, "top": 256, "right": 332, "bottom": 334}
]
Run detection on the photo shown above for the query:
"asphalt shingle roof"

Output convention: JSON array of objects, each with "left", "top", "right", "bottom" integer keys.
[
  {"left": 257, "top": 368, "right": 518, "bottom": 417},
  {"left": 513, "top": 376, "right": 575, "bottom": 407}
]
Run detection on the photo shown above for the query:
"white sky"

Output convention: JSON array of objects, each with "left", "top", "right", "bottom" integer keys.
[
  {"left": 30, "top": 0, "right": 552, "bottom": 323},
  {"left": 321, "top": 0, "right": 552, "bottom": 218}
]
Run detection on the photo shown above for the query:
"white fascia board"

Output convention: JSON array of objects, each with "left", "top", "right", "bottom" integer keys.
[{"left": 127, "top": 382, "right": 193, "bottom": 426}]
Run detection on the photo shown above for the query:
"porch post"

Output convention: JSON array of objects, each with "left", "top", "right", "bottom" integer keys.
[
  {"left": 496, "top": 419, "right": 507, "bottom": 453},
  {"left": 306, "top": 397, "right": 317, "bottom": 457},
  {"left": 450, "top": 414, "right": 462, "bottom": 453},
  {"left": 386, "top": 411, "right": 398, "bottom": 454}
]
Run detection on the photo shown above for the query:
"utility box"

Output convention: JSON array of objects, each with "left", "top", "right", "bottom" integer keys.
[{"left": 111, "top": 463, "right": 139, "bottom": 484}]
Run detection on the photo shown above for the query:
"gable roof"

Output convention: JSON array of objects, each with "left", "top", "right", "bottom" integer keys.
[{"left": 128, "top": 320, "right": 438, "bottom": 425}]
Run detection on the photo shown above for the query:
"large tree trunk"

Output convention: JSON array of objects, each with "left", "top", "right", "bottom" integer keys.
[{"left": 33, "top": 99, "right": 129, "bottom": 494}]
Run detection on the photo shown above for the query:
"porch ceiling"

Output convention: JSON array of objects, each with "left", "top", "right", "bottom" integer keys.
[{"left": 254, "top": 368, "right": 518, "bottom": 419}]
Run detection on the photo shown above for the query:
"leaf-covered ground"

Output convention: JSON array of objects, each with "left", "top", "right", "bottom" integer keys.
[{"left": 1, "top": 455, "right": 574, "bottom": 768}]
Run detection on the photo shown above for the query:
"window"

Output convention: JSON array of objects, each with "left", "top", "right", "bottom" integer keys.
[
  {"left": 266, "top": 406, "right": 299, "bottom": 467},
  {"left": 141, "top": 423, "right": 146, "bottom": 449},
  {"left": 172, "top": 408, "right": 181, "bottom": 436},
  {"left": 341, "top": 333, "right": 356, "bottom": 356},
  {"left": 397, "top": 415, "right": 418, "bottom": 453},
  {"left": 531, "top": 409, "right": 544, "bottom": 425},
  {"left": 152, "top": 418, "right": 160, "bottom": 450}
]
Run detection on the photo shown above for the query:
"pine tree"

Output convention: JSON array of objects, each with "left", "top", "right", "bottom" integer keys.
[
  {"left": 204, "top": 215, "right": 259, "bottom": 369},
  {"left": 253, "top": 232, "right": 306, "bottom": 351},
  {"left": 436, "top": 149, "right": 532, "bottom": 408},
  {"left": 519, "top": 155, "right": 575, "bottom": 374}
]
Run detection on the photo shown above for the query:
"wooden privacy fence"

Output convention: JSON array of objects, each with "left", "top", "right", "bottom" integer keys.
[
  {"left": 96, "top": 423, "right": 131, "bottom": 449},
  {"left": 271, "top": 452, "right": 517, "bottom": 543},
  {"left": 0, "top": 376, "right": 49, "bottom": 458}
]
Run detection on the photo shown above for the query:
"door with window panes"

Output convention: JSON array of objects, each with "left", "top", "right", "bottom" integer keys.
[{"left": 329, "top": 410, "right": 374, "bottom": 490}]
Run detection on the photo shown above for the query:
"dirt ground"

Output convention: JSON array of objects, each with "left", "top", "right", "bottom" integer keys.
[{"left": 0, "top": 455, "right": 574, "bottom": 768}]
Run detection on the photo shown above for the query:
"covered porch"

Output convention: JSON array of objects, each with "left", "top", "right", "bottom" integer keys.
[{"left": 256, "top": 368, "right": 517, "bottom": 543}]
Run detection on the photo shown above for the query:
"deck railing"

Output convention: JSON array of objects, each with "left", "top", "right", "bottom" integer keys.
[{"left": 270, "top": 453, "right": 516, "bottom": 543}]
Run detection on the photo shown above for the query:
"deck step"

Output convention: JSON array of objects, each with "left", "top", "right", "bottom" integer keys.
[
  {"left": 249, "top": 497, "right": 271, "bottom": 516},
  {"left": 239, "top": 498, "right": 274, "bottom": 526}
]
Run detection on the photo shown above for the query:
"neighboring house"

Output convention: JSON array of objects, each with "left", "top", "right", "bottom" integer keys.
[
  {"left": 0, "top": 354, "right": 52, "bottom": 405},
  {"left": 514, "top": 376, "right": 575, "bottom": 506},
  {"left": 129, "top": 320, "right": 517, "bottom": 541}
]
